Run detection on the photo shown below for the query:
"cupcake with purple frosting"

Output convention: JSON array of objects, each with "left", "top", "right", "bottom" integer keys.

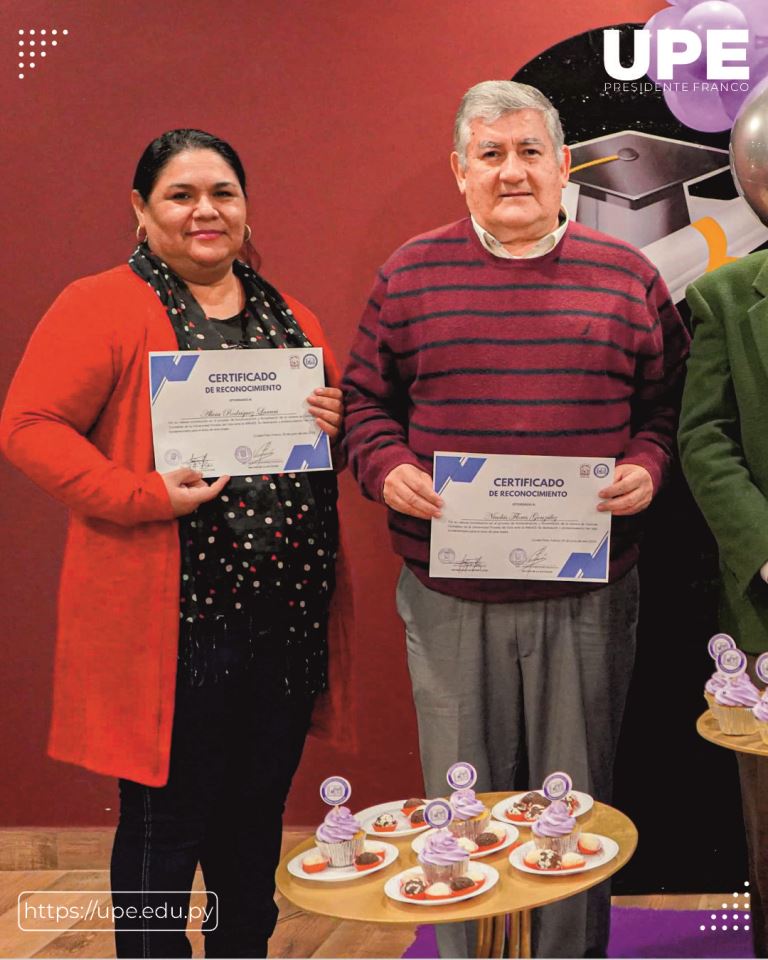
[
  {"left": 714, "top": 675, "right": 761, "bottom": 735},
  {"left": 315, "top": 806, "right": 365, "bottom": 867},
  {"left": 705, "top": 671, "right": 728, "bottom": 710},
  {"left": 417, "top": 828, "right": 470, "bottom": 884},
  {"left": 531, "top": 799, "right": 579, "bottom": 855},
  {"left": 447, "top": 788, "right": 491, "bottom": 841},
  {"left": 753, "top": 694, "right": 768, "bottom": 745}
]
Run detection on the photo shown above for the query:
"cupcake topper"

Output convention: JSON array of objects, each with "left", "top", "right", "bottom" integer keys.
[
  {"left": 424, "top": 799, "right": 453, "bottom": 829},
  {"left": 716, "top": 648, "right": 747, "bottom": 677},
  {"left": 542, "top": 771, "right": 573, "bottom": 802},
  {"left": 446, "top": 761, "right": 478, "bottom": 791},
  {"left": 319, "top": 776, "right": 351, "bottom": 807},
  {"left": 756, "top": 653, "right": 768, "bottom": 685},
  {"left": 708, "top": 633, "right": 736, "bottom": 660}
]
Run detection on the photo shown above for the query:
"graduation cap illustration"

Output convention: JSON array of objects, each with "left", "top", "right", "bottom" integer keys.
[{"left": 564, "top": 131, "right": 768, "bottom": 303}]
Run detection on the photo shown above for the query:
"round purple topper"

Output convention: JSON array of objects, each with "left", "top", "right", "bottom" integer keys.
[
  {"left": 717, "top": 649, "right": 747, "bottom": 677},
  {"left": 446, "top": 762, "right": 477, "bottom": 791},
  {"left": 756, "top": 653, "right": 768, "bottom": 685},
  {"left": 708, "top": 633, "right": 736, "bottom": 660},
  {"left": 424, "top": 799, "right": 453, "bottom": 829},
  {"left": 319, "top": 776, "right": 351, "bottom": 807},
  {"left": 542, "top": 771, "right": 573, "bottom": 802}
]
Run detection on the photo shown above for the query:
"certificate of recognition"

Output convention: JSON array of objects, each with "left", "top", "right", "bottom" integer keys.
[
  {"left": 149, "top": 348, "right": 332, "bottom": 477},
  {"left": 429, "top": 452, "right": 614, "bottom": 582}
]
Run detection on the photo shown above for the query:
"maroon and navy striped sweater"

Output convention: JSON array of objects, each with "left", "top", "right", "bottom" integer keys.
[{"left": 342, "top": 217, "right": 690, "bottom": 602}]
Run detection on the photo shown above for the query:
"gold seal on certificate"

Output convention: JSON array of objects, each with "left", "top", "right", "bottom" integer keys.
[
  {"left": 149, "top": 348, "right": 331, "bottom": 477},
  {"left": 429, "top": 452, "right": 614, "bottom": 582}
]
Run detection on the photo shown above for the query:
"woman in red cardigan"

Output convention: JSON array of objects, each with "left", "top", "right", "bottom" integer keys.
[{"left": 0, "top": 129, "right": 351, "bottom": 959}]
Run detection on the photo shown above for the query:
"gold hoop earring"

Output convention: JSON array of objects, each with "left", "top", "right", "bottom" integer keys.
[
  {"left": 136, "top": 224, "right": 147, "bottom": 243},
  {"left": 243, "top": 225, "right": 252, "bottom": 243}
]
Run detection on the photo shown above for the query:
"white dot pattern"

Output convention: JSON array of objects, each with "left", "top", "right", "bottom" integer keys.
[
  {"left": 702, "top": 887, "right": 753, "bottom": 934},
  {"left": 16, "top": 27, "right": 67, "bottom": 77}
]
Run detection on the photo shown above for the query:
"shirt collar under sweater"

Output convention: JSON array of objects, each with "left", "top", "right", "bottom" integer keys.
[{"left": 471, "top": 208, "right": 569, "bottom": 260}]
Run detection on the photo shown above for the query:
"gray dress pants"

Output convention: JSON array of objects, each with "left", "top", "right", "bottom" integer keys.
[{"left": 396, "top": 565, "right": 639, "bottom": 959}]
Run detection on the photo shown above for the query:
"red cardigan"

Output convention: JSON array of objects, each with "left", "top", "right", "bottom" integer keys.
[{"left": 0, "top": 265, "right": 355, "bottom": 786}]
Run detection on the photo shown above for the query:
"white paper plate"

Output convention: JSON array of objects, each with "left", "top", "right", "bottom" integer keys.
[
  {"left": 355, "top": 800, "right": 430, "bottom": 837},
  {"left": 491, "top": 790, "right": 594, "bottom": 826},
  {"left": 384, "top": 862, "right": 499, "bottom": 906},
  {"left": 509, "top": 835, "right": 618, "bottom": 876},
  {"left": 286, "top": 840, "right": 399, "bottom": 882},
  {"left": 410, "top": 821, "right": 518, "bottom": 859}
]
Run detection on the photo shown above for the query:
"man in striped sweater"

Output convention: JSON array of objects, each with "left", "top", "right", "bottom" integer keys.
[{"left": 342, "top": 81, "right": 689, "bottom": 958}]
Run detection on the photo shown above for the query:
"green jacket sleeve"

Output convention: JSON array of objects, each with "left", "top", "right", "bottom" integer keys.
[{"left": 679, "top": 281, "right": 768, "bottom": 594}]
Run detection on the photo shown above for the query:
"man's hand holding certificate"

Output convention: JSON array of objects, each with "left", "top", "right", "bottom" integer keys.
[
  {"left": 149, "top": 348, "right": 332, "bottom": 477},
  {"left": 430, "top": 452, "right": 615, "bottom": 582}
]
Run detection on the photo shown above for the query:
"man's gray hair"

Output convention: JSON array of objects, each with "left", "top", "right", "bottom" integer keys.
[{"left": 453, "top": 80, "right": 565, "bottom": 167}]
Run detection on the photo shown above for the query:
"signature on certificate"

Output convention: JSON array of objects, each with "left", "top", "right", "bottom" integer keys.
[
  {"left": 249, "top": 441, "right": 277, "bottom": 466},
  {"left": 521, "top": 547, "right": 549, "bottom": 571},
  {"left": 453, "top": 556, "right": 487, "bottom": 573},
  {"left": 187, "top": 453, "right": 214, "bottom": 472}
]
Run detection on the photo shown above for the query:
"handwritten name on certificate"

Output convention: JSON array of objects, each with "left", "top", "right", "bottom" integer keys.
[
  {"left": 429, "top": 453, "right": 615, "bottom": 582},
  {"left": 149, "top": 349, "right": 332, "bottom": 477}
]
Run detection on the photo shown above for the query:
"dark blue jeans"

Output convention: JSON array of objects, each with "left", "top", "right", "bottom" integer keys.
[{"left": 110, "top": 664, "right": 314, "bottom": 958}]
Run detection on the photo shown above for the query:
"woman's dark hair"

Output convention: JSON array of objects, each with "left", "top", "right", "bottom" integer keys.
[{"left": 133, "top": 129, "right": 248, "bottom": 200}]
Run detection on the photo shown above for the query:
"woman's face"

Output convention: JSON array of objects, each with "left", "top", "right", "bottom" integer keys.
[{"left": 132, "top": 148, "right": 247, "bottom": 282}]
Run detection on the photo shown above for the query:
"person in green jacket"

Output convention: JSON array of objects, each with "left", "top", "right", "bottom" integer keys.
[{"left": 679, "top": 253, "right": 768, "bottom": 958}]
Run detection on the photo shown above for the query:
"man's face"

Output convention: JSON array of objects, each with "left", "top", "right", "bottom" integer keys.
[{"left": 451, "top": 109, "right": 570, "bottom": 247}]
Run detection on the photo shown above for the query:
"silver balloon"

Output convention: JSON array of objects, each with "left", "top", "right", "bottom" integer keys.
[{"left": 731, "top": 78, "right": 768, "bottom": 225}]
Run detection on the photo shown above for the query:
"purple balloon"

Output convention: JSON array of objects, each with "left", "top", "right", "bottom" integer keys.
[
  {"left": 681, "top": 0, "right": 750, "bottom": 32},
  {"left": 645, "top": 5, "right": 686, "bottom": 83},
  {"left": 680, "top": 1, "right": 750, "bottom": 78},
  {"left": 729, "top": 0, "right": 768, "bottom": 37},
  {"left": 722, "top": 49, "right": 768, "bottom": 118},
  {"left": 729, "top": 0, "right": 768, "bottom": 76},
  {"left": 664, "top": 79, "right": 732, "bottom": 130}
]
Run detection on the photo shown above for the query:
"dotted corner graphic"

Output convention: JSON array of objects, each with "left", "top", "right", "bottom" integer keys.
[
  {"left": 698, "top": 882, "right": 751, "bottom": 935},
  {"left": 16, "top": 27, "right": 69, "bottom": 79}
]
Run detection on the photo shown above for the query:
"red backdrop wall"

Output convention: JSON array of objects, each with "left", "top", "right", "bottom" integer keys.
[{"left": 0, "top": 0, "right": 663, "bottom": 827}]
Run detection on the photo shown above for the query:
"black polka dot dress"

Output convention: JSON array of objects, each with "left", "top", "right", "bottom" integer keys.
[{"left": 129, "top": 246, "right": 339, "bottom": 693}]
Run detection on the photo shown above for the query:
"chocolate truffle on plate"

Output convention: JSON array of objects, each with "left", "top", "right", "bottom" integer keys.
[
  {"left": 450, "top": 876, "right": 477, "bottom": 892},
  {"left": 561, "top": 852, "right": 586, "bottom": 869},
  {"left": 355, "top": 850, "right": 385, "bottom": 872},
  {"left": 577, "top": 833, "right": 604, "bottom": 856},
  {"left": 372, "top": 813, "right": 398, "bottom": 832},
  {"left": 524, "top": 848, "right": 563, "bottom": 870},
  {"left": 425, "top": 881, "right": 452, "bottom": 898},
  {"left": 402, "top": 876, "right": 427, "bottom": 897}
]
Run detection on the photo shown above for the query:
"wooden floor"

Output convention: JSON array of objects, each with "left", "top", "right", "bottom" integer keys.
[{"left": 0, "top": 830, "right": 748, "bottom": 958}]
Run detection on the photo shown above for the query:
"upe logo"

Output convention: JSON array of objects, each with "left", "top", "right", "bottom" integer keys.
[{"left": 603, "top": 28, "right": 750, "bottom": 81}]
